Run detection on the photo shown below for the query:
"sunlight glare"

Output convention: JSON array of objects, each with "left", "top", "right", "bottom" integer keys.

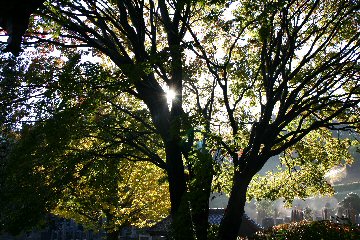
[{"left": 166, "top": 89, "right": 176, "bottom": 103}]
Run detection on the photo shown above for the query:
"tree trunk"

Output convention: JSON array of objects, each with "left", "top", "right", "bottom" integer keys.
[
  {"left": 103, "top": 212, "right": 120, "bottom": 240},
  {"left": 189, "top": 152, "right": 214, "bottom": 240},
  {"left": 165, "top": 142, "right": 195, "bottom": 240},
  {"left": 218, "top": 170, "right": 253, "bottom": 240},
  {"left": 106, "top": 230, "right": 120, "bottom": 240}
]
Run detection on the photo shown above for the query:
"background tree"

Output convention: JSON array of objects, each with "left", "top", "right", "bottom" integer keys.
[
  {"left": 0, "top": 53, "right": 170, "bottom": 239},
  {"left": 338, "top": 193, "right": 360, "bottom": 217},
  {"left": 53, "top": 160, "right": 170, "bottom": 240},
  {"left": 248, "top": 128, "right": 357, "bottom": 204}
]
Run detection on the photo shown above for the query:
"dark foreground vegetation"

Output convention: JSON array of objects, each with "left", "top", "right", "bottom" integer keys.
[{"left": 250, "top": 220, "right": 360, "bottom": 240}]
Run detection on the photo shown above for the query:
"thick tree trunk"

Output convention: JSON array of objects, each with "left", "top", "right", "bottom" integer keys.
[
  {"left": 191, "top": 191, "right": 211, "bottom": 240},
  {"left": 190, "top": 152, "right": 214, "bottom": 240},
  {"left": 218, "top": 171, "right": 253, "bottom": 240},
  {"left": 166, "top": 143, "right": 186, "bottom": 213},
  {"left": 165, "top": 142, "right": 195, "bottom": 240},
  {"left": 192, "top": 206, "right": 210, "bottom": 240},
  {"left": 103, "top": 212, "right": 121, "bottom": 240},
  {"left": 106, "top": 230, "right": 120, "bottom": 240}
]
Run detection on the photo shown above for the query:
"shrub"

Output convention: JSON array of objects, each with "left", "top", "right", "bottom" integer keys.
[
  {"left": 208, "top": 224, "right": 219, "bottom": 240},
  {"left": 251, "top": 220, "right": 360, "bottom": 240}
]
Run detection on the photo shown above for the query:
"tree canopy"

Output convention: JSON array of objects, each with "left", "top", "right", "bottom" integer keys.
[{"left": 0, "top": 54, "right": 170, "bottom": 239}]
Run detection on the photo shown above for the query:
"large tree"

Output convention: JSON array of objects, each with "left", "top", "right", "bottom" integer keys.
[
  {"left": 212, "top": 1, "right": 360, "bottom": 238},
  {"left": 1, "top": 0, "right": 359, "bottom": 239},
  {"left": 34, "top": 1, "right": 216, "bottom": 239}
]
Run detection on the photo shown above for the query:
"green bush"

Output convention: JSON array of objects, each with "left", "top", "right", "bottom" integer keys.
[
  {"left": 251, "top": 220, "right": 360, "bottom": 240},
  {"left": 208, "top": 224, "right": 220, "bottom": 240}
]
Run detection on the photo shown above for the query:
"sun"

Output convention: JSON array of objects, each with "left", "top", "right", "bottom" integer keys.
[{"left": 166, "top": 89, "right": 176, "bottom": 103}]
